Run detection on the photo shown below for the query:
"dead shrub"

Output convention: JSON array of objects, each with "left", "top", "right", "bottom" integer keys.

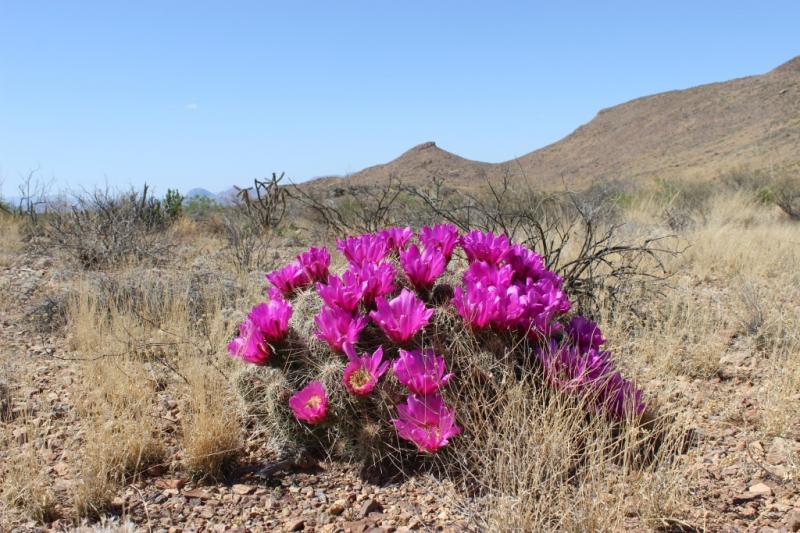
[{"left": 41, "top": 185, "right": 171, "bottom": 269}]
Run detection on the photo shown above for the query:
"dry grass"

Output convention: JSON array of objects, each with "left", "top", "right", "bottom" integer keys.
[
  {"left": 23, "top": 181, "right": 796, "bottom": 529},
  {"left": 1, "top": 421, "right": 59, "bottom": 523},
  {"left": 457, "top": 381, "right": 690, "bottom": 532},
  {"left": 181, "top": 358, "right": 241, "bottom": 480},
  {"left": 64, "top": 267, "right": 244, "bottom": 514},
  {"left": 0, "top": 213, "right": 22, "bottom": 268}
]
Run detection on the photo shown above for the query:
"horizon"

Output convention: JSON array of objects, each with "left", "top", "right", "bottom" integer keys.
[{"left": 1, "top": 1, "right": 799, "bottom": 197}]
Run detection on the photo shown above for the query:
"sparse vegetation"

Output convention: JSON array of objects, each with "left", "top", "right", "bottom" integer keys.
[{"left": 1, "top": 174, "right": 798, "bottom": 531}]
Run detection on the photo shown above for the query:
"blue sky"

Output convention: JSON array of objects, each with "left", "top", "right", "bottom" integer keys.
[{"left": 1, "top": 1, "right": 798, "bottom": 196}]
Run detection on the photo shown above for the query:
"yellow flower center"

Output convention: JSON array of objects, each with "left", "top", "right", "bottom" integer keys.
[
  {"left": 348, "top": 368, "right": 371, "bottom": 390},
  {"left": 305, "top": 395, "right": 321, "bottom": 409}
]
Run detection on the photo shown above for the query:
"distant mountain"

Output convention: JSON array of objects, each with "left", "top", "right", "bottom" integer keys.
[
  {"left": 184, "top": 188, "right": 217, "bottom": 199},
  {"left": 317, "top": 55, "right": 800, "bottom": 189}
]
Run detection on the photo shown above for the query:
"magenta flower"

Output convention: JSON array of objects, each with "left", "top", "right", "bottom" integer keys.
[
  {"left": 399, "top": 244, "right": 447, "bottom": 291},
  {"left": 379, "top": 226, "right": 414, "bottom": 252},
  {"left": 392, "top": 348, "right": 454, "bottom": 395},
  {"left": 336, "top": 233, "right": 390, "bottom": 267},
  {"left": 288, "top": 381, "right": 329, "bottom": 424},
  {"left": 370, "top": 289, "right": 434, "bottom": 343},
  {"left": 603, "top": 374, "right": 646, "bottom": 419},
  {"left": 452, "top": 283, "right": 500, "bottom": 328},
  {"left": 419, "top": 224, "right": 460, "bottom": 261},
  {"left": 247, "top": 295, "right": 293, "bottom": 343},
  {"left": 566, "top": 315, "right": 606, "bottom": 352},
  {"left": 535, "top": 340, "right": 645, "bottom": 419},
  {"left": 506, "top": 244, "right": 546, "bottom": 279},
  {"left": 351, "top": 262, "right": 396, "bottom": 306},
  {"left": 227, "top": 319, "right": 270, "bottom": 365},
  {"left": 342, "top": 343, "right": 389, "bottom": 396},
  {"left": 462, "top": 261, "right": 514, "bottom": 288},
  {"left": 266, "top": 262, "right": 311, "bottom": 295},
  {"left": 459, "top": 230, "right": 511, "bottom": 264},
  {"left": 297, "top": 246, "right": 330, "bottom": 283},
  {"left": 314, "top": 305, "right": 368, "bottom": 352},
  {"left": 392, "top": 394, "right": 461, "bottom": 453},
  {"left": 316, "top": 271, "right": 365, "bottom": 313}
]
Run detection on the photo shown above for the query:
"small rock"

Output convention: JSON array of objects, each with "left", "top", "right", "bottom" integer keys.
[
  {"left": 285, "top": 518, "right": 305, "bottom": 531},
  {"left": 749, "top": 482, "right": 773, "bottom": 497},
  {"left": 787, "top": 510, "right": 800, "bottom": 532},
  {"left": 359, "top": 498, "right": 383, "bottom": 518},
  {"left": 156, "top": 478, "right": 186, "bottom": 490},
  {"left": 232, "top": 484, "right": 255, "bottom": 495},
  {"left": 329, "top": 499, "right": 348, "bottom": 515}
]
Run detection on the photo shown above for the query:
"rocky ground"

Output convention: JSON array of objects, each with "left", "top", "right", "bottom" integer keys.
[{"left": 1, "top": 245, "right": 799, "bottom": 532}]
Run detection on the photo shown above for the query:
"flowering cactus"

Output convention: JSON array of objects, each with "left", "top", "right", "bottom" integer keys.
[
  {"left": 392, "top": 348, "right": 454, "bottom": 395},
  {"left": 380, "top": 226, "right": 414, "bottom": 252},
  {"left": 298, "top": 246, "right": 331, "bottom": 283},
  {"left": 267, "top": 262, "right": 311, "bottom": 295},
  {"left": 314, "top": 306, "right": 368, "bottom": 352},
  {"left": 289, "top": 381, "right": 329, "bottom": 424},
  {"left": 419, "top": 223, "right": 460, "bottom": 261},
  {"left": 370, "top": 289, "right": 434, "bottom": 343},
  {"left": 392, "top": 394, "right": 461, "bottom": 453},
  {"left": 227, "top": 319, "right": 271, "bottom": 365},
  {"left": 460, "top": 230, "right": 511, "bottom": 264},
  {"left": 351, "top": 261, "right": 396, "bottom": 306},
  {"left": 337, "top": 234, "right": 390, "bottom": 267},
  {"left": 342, "top": 343, "right": 389, "bottom": 396},
  {"left": 231, "top": 226, "right": 646, "bottom": 467},
  {"left": 316, "top": 271, "right": 365, "bottom": 313},
  {"left": 399, "top": 244, "right": 447, "bottom": 291}
]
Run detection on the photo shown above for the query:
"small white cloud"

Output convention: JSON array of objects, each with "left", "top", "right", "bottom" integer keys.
[{"left": 185, "top": 103, "right": 199, "bottom": 110}]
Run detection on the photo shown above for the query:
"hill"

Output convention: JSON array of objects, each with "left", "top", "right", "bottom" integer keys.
[{"left": 327, "top": 56, "right": 800, "bottom": 189}]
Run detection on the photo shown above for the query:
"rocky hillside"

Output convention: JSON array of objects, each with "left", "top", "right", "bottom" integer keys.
[{"left": 324, "top": 56, "right": 800, "bottom": 189}]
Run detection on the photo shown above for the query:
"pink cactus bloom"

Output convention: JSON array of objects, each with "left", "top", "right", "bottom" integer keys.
[
  {"left": 266, "top": 262, "right": 311, "bottom": 295},
  {"left": 459, "top": 230, "right": 511, "bottom": 264},
  {"left": 351, "top": 261, "right": 396, "bottom": 306},
  {"left": 603, "top": 373, "right": 646, "bottom": 419},
  {"left": 506, "top": 243, "right": 546, "bottom": 278},
  {"left": 536, "top": 340, "right": 645, "bottom": 419},
  {"left": 379, "top": 226, "right": 414, "bottom": 252},
  {"left": 314, "top": 305, "right": 368, "bottom": 352},
  {"left": 392, "top": 348, "right": 454, "bottom": 395},
  {"left": 452, "top": 283, "right": 501, "bottom": 328},
  {"left": 399, "top": 244, "right": 447, "bottom": 291},
  {"left": 370, "top": 289, "right": 434, "bottom": 343},
  {"left": 419, "top": 224, "right": 460, "bottom": 261},
  {"left": 297, "top": 246, "right": 330, "bottom": 283},
  {"left": 316, "top": 271, "right": 365, "bottom": 313},
  {"left": 288, "top": 380, "right": 329, "bottom": 424},
  {"left": 392, "top": 394, "right": 461, "bottom": 453},
  {"left": 227, "top": 319, "right": 271, "bottom": 365},
  {"left": 247, "top": 295, "right": 293, "bottom": 343},
  {"left": 566, "top": 315, "right": 607, "bottom": 352},
  {"left": 342, "top": 342, "right": 389, "bottom": 396},
  {"left": 462, "top": 261, "right": 514, "bottom": 288},
  {"left": 336, "top": 233, "right": 390, "bottom": 267}
]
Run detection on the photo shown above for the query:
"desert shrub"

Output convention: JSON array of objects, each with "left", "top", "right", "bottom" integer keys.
[
  {"left": 233, "top": 173, "right": 287, "bottom": 231},
  {"left": 228, "top": 225, "right": 664, "bottom": 499},
  {"left": 41, "top": 185, "right": 173, "bottom": 268},
  {"left": 403, "top": 177, "right": 675, "bottom": 314},
  {"left": 184, "top": 195, "right": 222, "bottom": 221},
  {"left": 164, "top": 188, "right": 184, "bottom": 220},
  {"left": 772, "top": 175, "right": 800, "bottom": 220},
  {"left": 221, "top": 211, "right": 279, "bottom": 274}
]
